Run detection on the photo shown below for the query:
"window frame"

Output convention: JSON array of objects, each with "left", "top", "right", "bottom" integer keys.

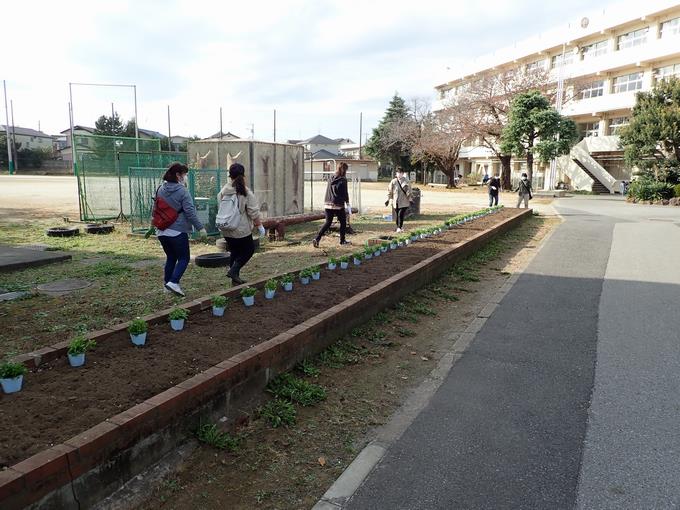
[
  {"left": 612, "top": 72, "right": 644, "bottom": 93},
  {"left": 582, "top": 40, "right": 609, "bottom": 59},
  {"left": 654, "top": 63, "right": 680, "bottom": 82},
  {"left": 580, "top": 80, "right": 605, "bottom": 100},
  {"left": 661, "top": 17, "right": 680, "bottom": 37},
  {"left": 583, "top": 121, "right": 600, "bottom": 138},
  {"left": 608, "top": 116, "right": 630, "bottom": 135},
  {"left": 617, "top": 27, "right": 649, "bottom": 50}
]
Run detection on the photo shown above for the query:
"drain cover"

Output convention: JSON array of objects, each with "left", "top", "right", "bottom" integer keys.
[{"left": 37, "top": 278, "right": 92, "bottom": 296}]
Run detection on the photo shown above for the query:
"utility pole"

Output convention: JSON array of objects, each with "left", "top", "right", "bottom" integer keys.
[
  {"left": 167, "top": 105, "right": 172, "bottom": 150},
  {"left": 111, "top": 102, "right": 115, "bottom": 119},
  {"left": 10, "top": 99, "right": 17, "bottom": 172},
  {"left": 359, "top": 112, "right": 363, "bottom": 159},
  {"left": 273, "top": 109, "right": 276, "bottom": 142},
  {"left": 219, "top": 107, "right": 223, "bottom": 139},
  {"left": 250, "top": 123, "right": 254, "bottom": 140},
  {"left": 3, "top": 80, "right": 14, "bottom": 175}
]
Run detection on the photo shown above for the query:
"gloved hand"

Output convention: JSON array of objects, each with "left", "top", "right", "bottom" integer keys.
[
  {"left": 384, "top": 200, "right": 390, "bottom": 207},
  {"left": 258, "top": 225, "right": 266, "bottom": 237},
  {"left": 198, "top": 228, "right": 208, "bottom": 239},
  {"left": 345, "top": 205, "right": 352, "bottom": 216}
]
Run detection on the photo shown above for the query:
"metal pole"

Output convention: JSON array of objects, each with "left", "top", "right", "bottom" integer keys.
[
  {"left": 167, "top": 105, "right": 171, "bottom": 150},
  {"left": 10, "top": 100, "right": 17, "bottom": 172},
  {"left": 273, "top": 109, "right": 276, "bottom": 142},
  {"left": 310, "top": 154, "right": 313, "bottom": 211},
  {"left": 3, "top": 80, "right": 14, "bottom": 175},
  {"left": 111, "top": 102, "right": 115, "bottom": 119},
  {"left": 359, "top": 112, "right": 363, "bottom": 159},
  {"left": 219, "top": 107, "right": 223, "bottom": 138},
  {"left": 133, "top": 85, "right": 139, "bottom": 152}
]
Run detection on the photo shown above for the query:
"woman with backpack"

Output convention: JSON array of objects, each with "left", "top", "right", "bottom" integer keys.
[
  {"left": 386, "top": 167, "right": 413, "bottom": 232},
  {"left": 217, "top": 163, "right": 266, "bottom": 285},
  {"left": 312, "top": 162, "right": 351, "bottom": 248},
  {"left": 154, "top": 162, "right": 207, "bottom": 297}
]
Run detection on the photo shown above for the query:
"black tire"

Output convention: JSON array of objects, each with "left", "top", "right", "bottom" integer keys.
[
  {"left": 194, "top": 252, "right": 231, "bottom": 268},
  {"left": 46, "top": 227, "right": 80, "bottom": 238},
  {"left": 85, "top": 224, "right": 115, "bottom": 235}
]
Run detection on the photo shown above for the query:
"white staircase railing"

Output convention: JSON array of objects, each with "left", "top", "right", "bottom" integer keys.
[{"left": 559, "top": 139, "right": 617, "bottom": 193}]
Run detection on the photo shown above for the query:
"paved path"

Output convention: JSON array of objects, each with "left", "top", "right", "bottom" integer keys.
[{"left": 338, "top": 197, "right": 680, "bottom": 509}]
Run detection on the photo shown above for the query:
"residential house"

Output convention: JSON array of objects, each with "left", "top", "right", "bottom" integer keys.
[{"left": 1, "top": 125, "right": 54, "bottom": 152}]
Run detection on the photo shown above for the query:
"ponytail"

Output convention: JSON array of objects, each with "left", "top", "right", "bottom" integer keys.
[{"left": 233, "top": 174, "right": 247, "bottom": 196}]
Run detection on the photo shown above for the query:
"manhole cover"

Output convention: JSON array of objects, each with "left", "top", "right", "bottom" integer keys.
[
  {"left": 37, "top": 278, "right": 92, "bottom": 296},
  {"left": 0, "top": 291, "right": 30, "bottom": 302}
]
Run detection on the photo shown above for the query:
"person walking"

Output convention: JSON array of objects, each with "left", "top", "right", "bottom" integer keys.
[
  {"left": 488, "top": 173, "right": 501, "bottom": 206},
  {"left": 217, "top": 163, "right": 265, "bottom": 285},
  {"left": 386, "top": 167, "right": 412, "bottom": 233},
  {"left": 313, "top": 162, "right": 351, "bottom": 247},
  {"left": 515, "top": 172, "right": 533, "bottom": 208},
  {"left": 155, "top": 162, "right": 207, "bottom": 297}
]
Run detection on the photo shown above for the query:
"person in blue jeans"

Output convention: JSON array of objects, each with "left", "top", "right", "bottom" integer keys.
[{"left": 156, "top": 162, "right": 207, "bottom": 297}]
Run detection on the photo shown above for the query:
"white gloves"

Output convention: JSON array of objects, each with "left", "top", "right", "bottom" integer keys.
[
  {"left": 258, "top": 225, "right": 266, "bottom": 237},
  {"left": 346, "top": 204, "right": 352, "bottom": 216},
  {"left": 198, "top": 228, "right": 208, "bottom": 239}
]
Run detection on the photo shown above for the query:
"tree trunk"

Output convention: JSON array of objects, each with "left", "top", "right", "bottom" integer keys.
[
  {"left": 500, "top": 155, "right": 512, "bottom": 190},
  {"left": 446, "top": 171, "right": 457, "bottom": 188},
  {"left": 526, "top": 152, "right": 534, "bottom": 182}
]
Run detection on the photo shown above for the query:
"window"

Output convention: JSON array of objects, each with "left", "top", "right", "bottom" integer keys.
[
  {"left": 551, "top": 52, "right": 574, "bottom": 68},
  {"left": 661, "top": 17, "right": 680, "bottom": 37},
  {"left": 582, "top": 40, "right": 608, "bottom": 59},
  {"left": 608, "top": 117, "right": 629, "bottom": 135},
  {"left": 654, "top": 63, "right": 680, "bottom": 82},
  {"left": 580, "top": 80, "right": 604, "bottom": 99},
  {"left": 583, "top": 122, "right": 600, "bottom": 137},
  {"left": 526, "top": 59, "right": 546, "bottom": 72},
  {"left": 617, "top": 27, "right": 649, "bottom": 50},
  {"left": 613, "top": 72, "right": 643, "bottom": 93}
]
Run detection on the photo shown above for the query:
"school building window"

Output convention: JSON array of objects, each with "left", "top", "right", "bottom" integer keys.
[
  {"left": 661, "top": 17, "right": 680, "bottom": 37},
  {"left": 617, "top": 27, "right": 649, "bottom": 50},
  {"left": 608, "top": 117, "right": 629, "bottom": 135},
  {"left": 551, "top": 52, "right": 574, "bottom": 68},
  {"left": 582, "top": 40, "right": 608, "bottom": 59},
  {"left": 526, "top": 59, "right": 546, "bottom": 72},
  {"left": 581, "top": 80, "right": 604, "bottom": 99},
  {"left": 612, "top": 72, "right": 643, "bottom": 93},
  {"left": 582, "top": 122, "right": 600, "bottom": 138},
  {"left": 654, "top": 63, "right": 680, "bottom": 82}
]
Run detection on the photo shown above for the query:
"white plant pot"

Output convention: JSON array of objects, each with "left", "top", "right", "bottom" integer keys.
[
  {"left": 265, "top": 289, "right": 276, "bottom": 299},
  {"left": 1, "top": 375, "right": 23, "bottom": 394},
  {"left": 212, "top": 306, "right": 225, "bottom": 317},
  {"left": 170, "top": 318, "right": 185, "bottom": 331},
  {"left": 130, "top": 332, "right": 147, "bottom": 346}
]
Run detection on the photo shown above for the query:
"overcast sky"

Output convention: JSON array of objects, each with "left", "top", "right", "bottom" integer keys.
[{"left": 3, "top": 0, "right": 618, "bottom": 142}]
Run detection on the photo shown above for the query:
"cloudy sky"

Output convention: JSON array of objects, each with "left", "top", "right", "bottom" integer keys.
[{"left": 3, "top": 0, "right": 618, "bottom": 142}]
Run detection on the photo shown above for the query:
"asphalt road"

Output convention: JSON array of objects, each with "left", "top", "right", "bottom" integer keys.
[{"left": 345, "top": 197, "right": 680, "bottom": 509}]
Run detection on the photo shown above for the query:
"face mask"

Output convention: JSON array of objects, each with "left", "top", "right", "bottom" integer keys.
[{"left": 396, "top": 173, "right": 404, "bottom": 179}]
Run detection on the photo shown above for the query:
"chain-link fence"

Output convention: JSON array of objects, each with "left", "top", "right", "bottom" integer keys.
[{"left": 73, "top": 134, "right": 186, "bottom": 221}]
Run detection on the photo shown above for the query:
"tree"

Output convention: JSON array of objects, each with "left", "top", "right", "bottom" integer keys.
[
  {"left": 365, "top": 93, "right": 413, "bottom": 171},
  {"left": 620, "top": 77, "right": 680, "bottom": 182},
  {"left": 500, "top": 90, "right": 578, "bottom": 182},
  {"left": 94, "top": 112, "right": 126, "bottom": 136}
]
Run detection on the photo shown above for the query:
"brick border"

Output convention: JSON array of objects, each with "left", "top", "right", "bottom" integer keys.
[{"left": 0, "top": 209, "right": 531, "bottom": 510}]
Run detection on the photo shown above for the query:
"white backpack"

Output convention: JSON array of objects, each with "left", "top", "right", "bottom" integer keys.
[{"left": 216, "top": 194, "right": 242, "bottom": 232}]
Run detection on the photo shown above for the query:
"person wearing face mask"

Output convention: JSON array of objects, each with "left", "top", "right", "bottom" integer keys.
[
  {"left": 386, "top": 166, "right": 412, "bottom": 233},
  {"left": 217, "top": 163, "right": 265, "bottom": 285},
  {"left": 155, "top": 162, "right": 207, "bottom": 297},
  {"left": 514, "top": 172, "right": 533, "bottom": 208}
]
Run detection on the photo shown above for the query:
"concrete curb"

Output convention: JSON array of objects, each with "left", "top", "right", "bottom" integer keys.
[{"left": 314, "top": 209, "right": 559, "bottom": 509}]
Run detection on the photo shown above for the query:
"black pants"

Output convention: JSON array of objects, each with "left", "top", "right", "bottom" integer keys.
[
  {"left": 224, "top": 234, "right": 255, "bottom": 278},
  {"left": 489, "top": 193, "right": 499, "bottom": 206},
  {"left": 315, "top": 208, "right": 347, "bottom": 243},
  {"left": 395, "top": 207, "right": 408, "bottom": 229}
]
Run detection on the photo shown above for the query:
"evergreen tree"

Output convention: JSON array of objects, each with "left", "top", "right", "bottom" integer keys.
[
  {"left": 94, "top": 112, "right": 126, "bottom": 136},
  {"left": 500, "top": 90, "right": 577, "bottom": 181},
  {"left": 365, "top": 93, "right": 413, "bottom": 170}
]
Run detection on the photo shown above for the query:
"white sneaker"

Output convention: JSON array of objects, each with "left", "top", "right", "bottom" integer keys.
[
  {"left": 396, "top": 228, "right": 403, "bottom": 233},
  {"left": 163, "top": 286, "right": 170, "bottom": 293},
  {"left": 164, "top": 282, "right": 185, "bottom": 297}
]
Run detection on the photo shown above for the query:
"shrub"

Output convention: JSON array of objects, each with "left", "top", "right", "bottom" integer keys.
[
  {"left": 299, "top": 268, "right": 313, "bottom": 279},
  {"left": 196, "top": 422, "right": 239, "bottom": 451},
  {"left": 212, "top": 295, "right": 228, "bottom": 308},
  {"left": 674, "top": 183, "right": 680, "bottom": 198},
  {"left": 310, "top": 265, "right": 321, "bottom": 274},
  {"left": 259, "top": 399, "right": 296, "bottom": 427},
  {"left": 68, "top": 334, "right": 96, "bottom": 355},
  {"left": 627, "top": 179, "right": 675, "bottom": 201},
  {"left": 240, "top": 286, "right": 257, "bottom": 297},
  {"left": 280, "top": 273, "right": 294, "bottom": 284},
  {"left": 169, "top": 308, "right": 189, "bottom": 321},
  {"left": 264, "top": 279, "right": 278, "bottom": 291},
  {"left": 128, "top": 318, "right": 148, "bottom": 335},
  {"left": 0, "top": 360, "right": 28, "bottom": 379},
  {"left": 353, "top": 251, "right": 364, "bottom": 260},
  {"left": 329, "top": 257, "right": 339, "bottom": 265},
  {"left": 339, "top": 255, "right": 350, "bottom": 263}
]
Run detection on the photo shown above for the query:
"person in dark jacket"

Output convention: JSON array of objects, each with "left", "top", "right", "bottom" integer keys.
[
  {"left": 156, "top": 162, "right": 207, "bottom": 297},
  {"left": 313, "top": 162, "right": 351, "bottom": 247},
  {"left": 487, "top": 173, "right": 501, "bottom": 206}
]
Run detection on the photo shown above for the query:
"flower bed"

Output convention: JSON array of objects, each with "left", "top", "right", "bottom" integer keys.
[{"left": 0, "top": 206, "right": 525, "bottom": 509}]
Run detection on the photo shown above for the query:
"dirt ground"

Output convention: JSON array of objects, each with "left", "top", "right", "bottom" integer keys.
[{"left": 127, "top": 214, "right": 559, "bottom": 510}]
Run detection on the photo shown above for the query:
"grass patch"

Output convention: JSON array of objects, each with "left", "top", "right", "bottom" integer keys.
[
  {"left": 318, "top": 341, "right": 364, "bottom": 368},
  {"left": 196, "top": 422, "right": 240, "bottom": 451},
  {"left": 259, "top": 399, "right": 297, "bottom": 428},
  {"left": 396, "top": 326, "right": 416, "bottom": 337},
  {"left": 295, "top": 358, "right": 320, "bottom": 378},
  {"left": 267, "top": 373, "right": 327, "bottom": 406},
  {"left": 88, "top": 261, "right": 133, "bottom": 277}
]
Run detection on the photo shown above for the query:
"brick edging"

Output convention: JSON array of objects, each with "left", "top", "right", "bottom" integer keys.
[{"left": 0, "top": 209, "right": 531, "bottom": 510}]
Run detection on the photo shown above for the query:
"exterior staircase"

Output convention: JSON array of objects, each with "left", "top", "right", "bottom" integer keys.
[
  {"left": 557, "top": 138, "right": 618, "bottom": 193},
  {"left": 572, "top": 159, "right": 611, "bottom": 194}
]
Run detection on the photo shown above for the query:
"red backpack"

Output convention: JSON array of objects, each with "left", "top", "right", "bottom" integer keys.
[{"left": 151, "top": 186, "right": 180, "bottom": 230}]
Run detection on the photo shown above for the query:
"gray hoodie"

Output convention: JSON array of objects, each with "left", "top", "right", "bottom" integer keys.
[
  {"left": 217, "top": 181, "right": 261, "bottom": 239},
  {"left": 156, "top": 181, "right": 204, "bottom": 233}
]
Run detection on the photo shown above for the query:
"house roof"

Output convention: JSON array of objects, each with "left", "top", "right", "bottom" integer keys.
[
  {"left": 309, "top": 149, "right": 341, "bottom": 160},
  {"left": 1, "top": 125, "right": 53, "bottom": 138},
  {"left": 138, "top": 128, "right": 166, "bottom": 139},
  {"left": 207, "top": 131, "right": 240, "bottom": 140},
  {"left": 286, "top": 139, "right": 302, "bottom": 145},
  {"left": 301, "top": 134, "right": 339, "bottom": 145},
  {"left": 60, "top": 126, "right": 95, "bottom": 135},
  {"left": 335, "top": 137, "right": 355, "bottom": 144}
]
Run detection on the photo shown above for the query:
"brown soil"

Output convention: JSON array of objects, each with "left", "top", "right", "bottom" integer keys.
[{"left": 0, "top": 210, "right": 515, "bottom": 468}]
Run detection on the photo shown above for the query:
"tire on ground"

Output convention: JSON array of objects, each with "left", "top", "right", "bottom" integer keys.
[
  {"left": 46, "top": 227, "right": 80, "bottom": 237},
  {"left": 85, "top": 224, "right": 115, "bottom": 235},
  {"left": 194, "top": 252, "right": 231, "bottom": 268}
]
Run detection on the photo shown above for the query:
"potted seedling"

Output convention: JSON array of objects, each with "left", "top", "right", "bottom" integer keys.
[
  {"left": 0, "top": 360, "right": 28, "bottom": 394},
  {"left": 212, "top": 295, "right": 229, "bottom": 316},
  {"left": 352, "top": 251, "right": 363, "bottom": 266},
  {"left": 397, "top": 236, "right": 405, "bottom": 248},
  {"left": 410, "top": 231, "right": 418, "bottom": 241},
  {"left": 67, "top": 334, "right": 96, "bottom": 367},
  {"left": 169, "top": 307, "right": 189, "bottom": 331},
  {"left": 363, "top": 247, "right": 373, "bottom": 260},
  {"left": 281, "top": 273, "right": 294, "bottom": 291},
  {"left": 241, "top": 286, "right": 257, "bottom": 306},
  {"left": 328, "top": 257, "right": 338, "bottom": 270},
  {"left": 373, "top": 244, "right": 381, "bottom": 257},
  {"left": 390, "top": 239, "right": 398, "bottom": 249},
  {"left": 311, "top": 265, "right": 321, "bottom": 280},
  {"left": 264, "top": 279, "right": 278, "bottom": 299},
  {"left": 128, "top": 318, "right": 148, "bottom": 346},
  {"left": 339, "top": 255, "right": 350, "bottom": 270},
  {"left": 380, "top": 241, "right": 389, "bottom": 253},
  {"left": 300, "top": 268, "right": 312, "bottom": 285}
]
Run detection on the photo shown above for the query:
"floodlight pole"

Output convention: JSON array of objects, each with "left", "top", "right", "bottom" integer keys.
[
  {"left": 273, "top": 109, "right": 276, "bottom": 142},
  {"left": 167, "top": 105, "right": 171, "bottom": 150},
  {"left": 10, "top": 100, "right": 17, "bottom": 172},
  {"left": 133, "top": 85, "right": 139, "bottom": 152},
  {"left": 3, "top": 80, "right": 14, "bottom": 175}
]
